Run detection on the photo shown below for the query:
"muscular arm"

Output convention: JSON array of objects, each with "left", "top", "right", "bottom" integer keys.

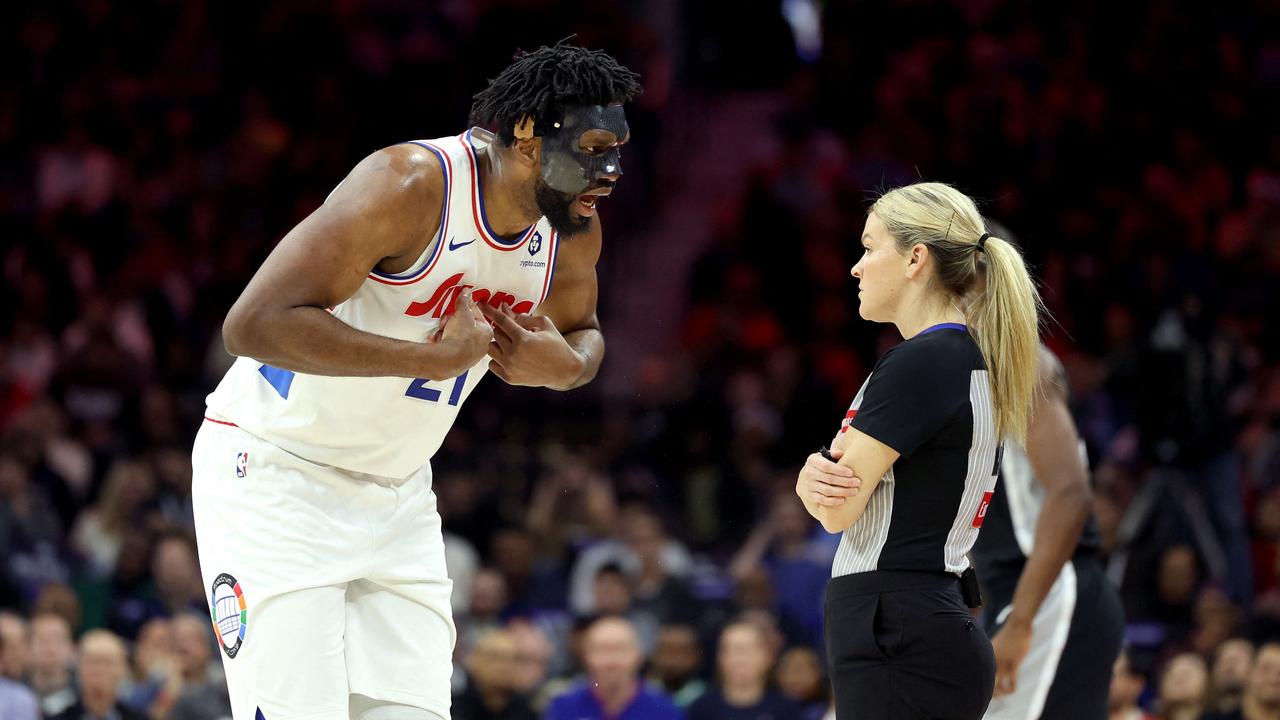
[
  {"left": 535, "top": 216, "right": 604, "bottom": 390},
  {"left": 222, "top": 145, "right": 476, "bottom": 381},
  {"left": 483, "top": 215, "right": 604, "bottom": 391},
  {"left": 1002, "top": 348, "right": 1093, "bottom": 628}
]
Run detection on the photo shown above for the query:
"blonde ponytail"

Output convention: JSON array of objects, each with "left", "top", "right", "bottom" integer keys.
[
  {"left": 966, "top": 234, "right": 1041, "bottom": 443},
  {"left": 871, "top": 182, "right": 1043, "bottom": 444}
]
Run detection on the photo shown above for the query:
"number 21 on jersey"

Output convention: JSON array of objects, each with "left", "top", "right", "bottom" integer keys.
[{"left": 405, "top": 371, "right": 468, "bottom": 406}]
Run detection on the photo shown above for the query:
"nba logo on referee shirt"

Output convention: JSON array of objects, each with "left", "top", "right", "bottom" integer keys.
[{"left": 235, "top": 452, "right": 248, "bottom": 478}]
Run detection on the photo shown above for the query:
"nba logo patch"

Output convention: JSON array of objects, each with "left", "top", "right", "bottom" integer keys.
[
  {"left": 528, "top": 231, "right": 543, "bottom": 256},
  {"left": 235, "top": 452, "right": 248, "bottom": 478}
]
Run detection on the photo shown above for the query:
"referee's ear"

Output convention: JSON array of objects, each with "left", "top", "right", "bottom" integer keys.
[{"left": 904, "top": 243, "right": 930, "bottom": 278}]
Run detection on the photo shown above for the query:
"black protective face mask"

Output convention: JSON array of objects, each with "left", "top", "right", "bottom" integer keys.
[{"left": 539, "top": 103, "right": 629, "bottom": 195}]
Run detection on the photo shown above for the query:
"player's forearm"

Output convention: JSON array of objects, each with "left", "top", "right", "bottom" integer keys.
[
  {"left": 554, "top": 327, "right": 604, "bottom": 390},
  {"left": 1005, "top": 482, "right": 1091, "bottom": 627},
  {"left": 223, "top": 305, "right": 465, "bottom": 380}
]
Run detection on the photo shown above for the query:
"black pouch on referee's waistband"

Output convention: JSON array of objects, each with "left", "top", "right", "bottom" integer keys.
[{"left": 959, "top": 567, "right": 983, "bottom": 608}]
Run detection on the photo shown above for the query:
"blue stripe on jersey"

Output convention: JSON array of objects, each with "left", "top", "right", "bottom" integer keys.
[
  {"left": 258, "top": 364, "right": 295, "bottom": 399},
  {"left": 465, "top": 129, "right": 531, "bottom": 246},
  {"left": 919, "top": 322, "right": 969, "bottom": 335},
  {"left": 370, "top": 141, "right": 450, "bottom": 280},
  {"left": 255, "top": 708, "right": 267, "bottom": 720},
  {"left": 544, "top": 229, "right": 561, "bottom": 302}
]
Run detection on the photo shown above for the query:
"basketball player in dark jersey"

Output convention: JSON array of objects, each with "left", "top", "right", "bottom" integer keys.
[{"left": 973, "top": 344, "right": 1125, "bottom": 720}]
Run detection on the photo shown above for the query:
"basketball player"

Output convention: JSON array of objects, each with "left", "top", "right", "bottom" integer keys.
[
  {"left": 973, "top": 343, "right": 1125, "bottom": 720},
  {"left": 190, "top": 41, "right": 641, "bottom": 720}
]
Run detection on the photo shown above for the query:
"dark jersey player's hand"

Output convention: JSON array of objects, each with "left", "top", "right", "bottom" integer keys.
[
  {"left": 435, "top": 290, "right": 493, "bottom": 377},
  {"left": 796, "top": 448, "right": 862, "bottom": 508},
  {"left": 481, "top": 302, "right": 586, "bottom": 389},
  {"left": 990, "top": 618, "right": 1033, "bottom": 698}
]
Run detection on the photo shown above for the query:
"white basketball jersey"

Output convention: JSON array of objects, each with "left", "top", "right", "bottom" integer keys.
[{"left": 206, "top": 128, "right": 561, "bottom": 478}]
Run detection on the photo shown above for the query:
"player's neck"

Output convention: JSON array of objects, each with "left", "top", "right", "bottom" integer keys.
[{"left": 477, "top": 145, "right": 540, "bottom": 238}]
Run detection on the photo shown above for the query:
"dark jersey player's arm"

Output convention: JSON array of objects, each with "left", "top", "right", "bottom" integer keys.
[
  {"left": 1000, "top": 347, "right": 1092, "bottom": 630},
  {"left": 531, "top": 214, "right": 605, "bottom": 390},
  {"left": 222, "top": 145, "right": 475, "bottom": 381}
]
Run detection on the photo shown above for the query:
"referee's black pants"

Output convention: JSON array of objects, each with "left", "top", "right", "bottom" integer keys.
[{"left": 825, "top": 570, "right": 995, "bottom": 719}]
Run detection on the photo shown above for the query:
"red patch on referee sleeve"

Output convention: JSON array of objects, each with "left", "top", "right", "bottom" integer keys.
[
  {"left": 972, "top": 491, "right": 994, "bottom": 528},
  {"left": 840, "top": 409, "right": 858, "bottom": 434}
]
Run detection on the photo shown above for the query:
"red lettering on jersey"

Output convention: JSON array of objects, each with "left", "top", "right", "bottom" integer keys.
[
  {"left": 405, "top": 273, "right": 466, "bottom": 318},
  {"left": 972, "top": 491, "right": 994, "bottom": 528},
  {"left": 404, "top": 273, "right": 536, "bottom": 319}
]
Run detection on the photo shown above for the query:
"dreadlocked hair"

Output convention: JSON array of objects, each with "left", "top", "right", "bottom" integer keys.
[{"left": 470, "top": 38, "right": 642, "bottom": 145}]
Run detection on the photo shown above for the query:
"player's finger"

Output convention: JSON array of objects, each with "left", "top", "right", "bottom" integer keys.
[
  {"left": 488, "top": 338, "right": 508, "bottom": 359},
  {"left": 818, "top": 480, "right": 858, "bottom": 497},
  {"left": 515, "top": 313, "right": 552, "bottom": 332},
  {"left": 480, "top": 302, "right": 526, "bottom": 335},
  {"left": 808, "top": 452, "right": 855, "bottom": 477},
  {"left": 487, "top": 358, "right": 510, "bottom": 381}
]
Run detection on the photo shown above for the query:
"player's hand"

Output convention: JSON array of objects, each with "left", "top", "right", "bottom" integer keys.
[
  {"left": 481, "top": 302, "right": 585, "bottom": 389},
  {"left": 796, "top": 448, "right": 861, "bottom": 507},
  {"left": 990, "top": 618, "right": 1033, "bottom": 698},
  {"left": 435, "top": 290, "right": 492, "bottom": 376}
]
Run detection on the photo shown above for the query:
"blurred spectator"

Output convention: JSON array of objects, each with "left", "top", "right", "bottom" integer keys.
[
  {"left": 773, "top": 645, "right": 827, "bottom": 719},
  {"left": 648, "top": 623, "right": 707, "bottom": 709},
  {"left": 1203, "top": 641, "right": 1280, "bottom": 720},
  {"left": 452, "top": 628, "right": 537, "bottom": 720},
  {"left": 568, "top": 506, "right": 693, "bottom": 617},
  {"left": 729, "top": 490, "right": 833, "bottom": 645},
  {"left": 51, "top": 629, "right": 145, "bottom": 720},
  {"left": 28, "top": 611, "right": 77, "bottom": 716},
  {"left": 109, "top": 531, "right": 204, "bottom": 639},
  {"left": 0, "top": 629, "right": 39, "bottom": 720},
  {"left": 1209, "top": 637, "right": 1256, "bottom": 716},
  {"left": 687, "top": 621, "right": 798, "bottom": 720},
  {"left": 165, "top": 612, "right": 232, "bottom": 720},
  {"left": 545, "top": 616, "right": 680, "bottom": 720},
  {"left": 0, "top": 609, "right": 29, "bottom": 678},
  {"left": 1155, "top": 652, "right": 1208, "bottom": 720},
  {"left": 505, "top": 618, "right": 555, "bottom": 707},
  {"left": 589, "top": 563, "right": 658, "bottom": 654},
  {"left": 70, "top": 458, "right": 155, "bottom": 578},
  {"left": 488, "top": 527, "right": 564, "bottom": 612},
  {"left": 121, "top": 617, "right": 174, "bottom": 714},
  {"left": 1110, "top": 648, "right": 1155, "bottom": 720},
  {"left": 457, "top": 568, "right": 508, "bottom": 661}
]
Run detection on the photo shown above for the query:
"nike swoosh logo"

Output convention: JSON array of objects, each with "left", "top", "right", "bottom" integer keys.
[{"left": 448, "top": 237, "right": 474, "bottom": 251}]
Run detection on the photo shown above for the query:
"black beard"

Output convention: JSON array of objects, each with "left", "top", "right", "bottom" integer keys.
[{"left": 534, "top": 176, "right": 592, "bottom": 237}]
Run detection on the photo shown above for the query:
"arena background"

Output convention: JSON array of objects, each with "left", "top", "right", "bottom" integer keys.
[{"left": 2, "top": 1, "right": 1279, "bottom": 718}]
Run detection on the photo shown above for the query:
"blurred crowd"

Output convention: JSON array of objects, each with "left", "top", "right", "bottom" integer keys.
[{"left": 3, "top": 0, "right": 1280, "bottom": 719}]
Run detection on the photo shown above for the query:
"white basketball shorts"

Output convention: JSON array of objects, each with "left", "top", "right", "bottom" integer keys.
[{"left": 191, "top": 415, "right": 456, "bottom": 720}]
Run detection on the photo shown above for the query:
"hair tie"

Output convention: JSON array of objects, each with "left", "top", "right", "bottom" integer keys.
[{"left": 976, "top": 233, "right": 990, "bottom": 253}]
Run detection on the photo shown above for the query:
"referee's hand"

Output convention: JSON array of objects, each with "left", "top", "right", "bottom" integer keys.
[{"left": 797, "top": 449, "right": 862, "bottom": 507}]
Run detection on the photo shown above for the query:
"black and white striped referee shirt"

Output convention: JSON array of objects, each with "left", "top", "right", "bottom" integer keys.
[{"left": 831, "top": 323, "right": 1002, "bottom": 578}]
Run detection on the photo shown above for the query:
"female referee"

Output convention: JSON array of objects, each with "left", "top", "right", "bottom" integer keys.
[{"left": 795, "top": 182, "right": 1041, "bottom": 719}]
